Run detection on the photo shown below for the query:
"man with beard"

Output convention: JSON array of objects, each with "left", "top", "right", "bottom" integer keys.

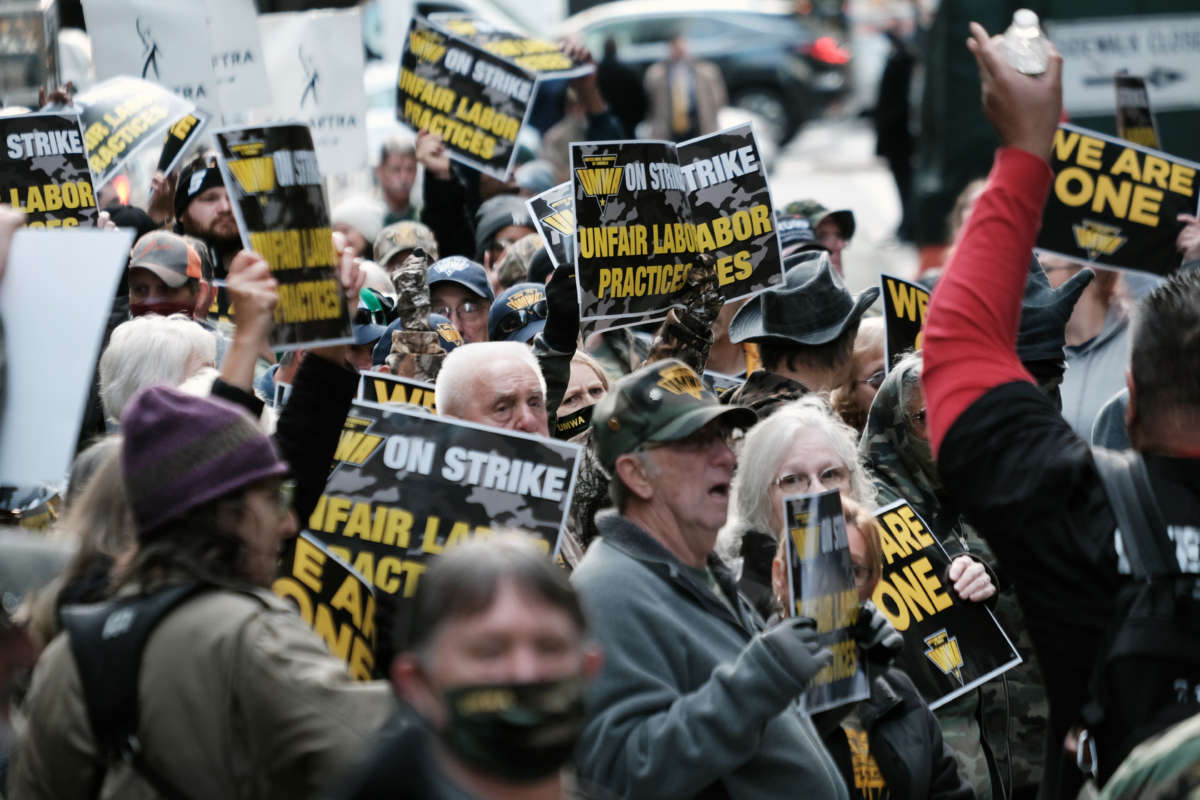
[{"left": 174, "top": 155, "right": 241, "bottom": 284}]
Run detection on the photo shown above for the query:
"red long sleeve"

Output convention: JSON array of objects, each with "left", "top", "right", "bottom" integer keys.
[{"left": 922, "top": 147, "right": 1054, "bottom": 456}]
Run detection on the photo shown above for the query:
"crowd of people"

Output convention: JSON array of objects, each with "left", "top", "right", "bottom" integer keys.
[{"left": 1, "top": 17, "right": 1199, "bottom": 800}]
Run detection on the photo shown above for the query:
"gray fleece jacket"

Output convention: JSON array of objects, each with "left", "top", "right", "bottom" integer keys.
[{"left": 571, "top": 511, "right": 848, "bottom": 800}]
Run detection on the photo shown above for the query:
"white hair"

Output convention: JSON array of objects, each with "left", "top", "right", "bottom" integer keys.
[
  {"left": 99, "top": 314, "right": 217, "bottom": 424},
  {"left": 435, "top": 341, "right": 546, "bottom": 419},
  {"left": 717, "top": 395, "right": 876, "bottom": 560},
  {"left": 177, "top": 366, "right": 277, "bottom": 434}
]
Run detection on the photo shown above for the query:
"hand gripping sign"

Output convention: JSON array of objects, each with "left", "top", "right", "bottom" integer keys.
[
  {"left": 870, "top": 499, "right": 1021, "bottom": 710},
  {"left": 782, "top": 489, "right": 870, "bottom": 715}
]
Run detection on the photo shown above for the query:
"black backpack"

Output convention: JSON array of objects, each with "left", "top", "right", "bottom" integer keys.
[
  {"left": 1084, "top": 449, "right": 1200, "bottom": 785},
  {"left": 60, "top": 583, "right": 215, "bottom": 800}
]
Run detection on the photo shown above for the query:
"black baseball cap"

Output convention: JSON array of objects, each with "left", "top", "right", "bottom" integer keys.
[{"left": 488, "top": 282, "right": 547, "bottom": 343}]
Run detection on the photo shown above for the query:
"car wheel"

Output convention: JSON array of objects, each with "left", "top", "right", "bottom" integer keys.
[{"left": 732, "top": 88, "right": 790, "bottom": 145}]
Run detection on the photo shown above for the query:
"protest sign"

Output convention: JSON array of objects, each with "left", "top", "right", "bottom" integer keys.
[
  {"left": 258, "top": 9, "right": 368, "bottom": 176},
  {"left": 308, "top": 402, "right": 580, "bottom": 643},
  {"left": 156, "top": 111, "right": 211, "bottom": 175},
  {"left": 75, "top": 76, "right": 195, "bottom": 189},
  {"left": 0, "top": 228, "right": 134, "bottom": 486},
  {"left": 527, "top": 181, "right": 574, "bottom": 268},
  {"left": 871, "top": 500, "right": 1021, "bottom": 710},
  {"left": 430, "top": 14, "right": 594, "bottom": 80},
  {"left": 357, "top": 370, "right": 437, "bottom": 413},
  {"left": 213, "top": 124, "right": 353, "bottom": 350},
  {"left": 782, "top": 489, "right": 870, "bottom": 715},
  {"left": 83, "top": 0, "right": 217, "bottom": 112},
  {"left": 273, "top": 533, "right": 377, "bottom": 680},
  {"left": 205, "top": 0, "right": 271, "bottom": 113},
  {"left": 572, "top": 140, "right": 692, "bottom": 330},
  {"left": 0, "top": 112, "right": 97, "bottom": 229},
  {"left": 1037, "top": 123, "right": 1200, "bottom": 276},
  {"left": 572, "top": 124, "right": 783, "bottom": 330},
  {"left": 677, "top": 123, "right": 783, "bottom": 302},
  {"left": 879, "top": 274, "right": 928, "bottom": 371},
  {"left": 1115, "top": 75, "right": 1160, "bottom": 150}
]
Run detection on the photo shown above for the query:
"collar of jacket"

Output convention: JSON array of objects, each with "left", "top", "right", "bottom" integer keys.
[
  {"left": 857, "top": 669, "right": 904, "bottom": 729},
  {"left": 595, "top": 510, "right": 761, "bottom": 635}
]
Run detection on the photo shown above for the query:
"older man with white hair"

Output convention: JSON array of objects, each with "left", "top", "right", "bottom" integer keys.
[{"left": 434, "top": 341, "right": 549, "bottom": 437}]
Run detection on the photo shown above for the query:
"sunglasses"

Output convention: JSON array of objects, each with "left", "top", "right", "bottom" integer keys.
[{"left": 497, "top": 300, "right": 547, "bottom": 336}]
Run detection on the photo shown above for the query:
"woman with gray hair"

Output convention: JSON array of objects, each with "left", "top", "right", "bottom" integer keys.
[{"left": 718, "top": 395, "right": 876, "bottom": 619}]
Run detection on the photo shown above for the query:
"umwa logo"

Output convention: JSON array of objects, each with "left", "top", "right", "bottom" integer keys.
[
  {"left": 1072, "top": 219, "right": 1126, "bottom": 260},
  {"left": 575, "top": 152, "right": 623, "bottom": 211},
  {"left": 540, "top": 196, "right": 575, "bottom": 236},
  {"left": 924, "top": 629, "right": 964, "bottom": 684},
  {"left": 656, "top": 364, "right": 703, "bottom": 400}
]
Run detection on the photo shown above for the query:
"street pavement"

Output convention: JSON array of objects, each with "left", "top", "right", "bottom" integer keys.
[{"left": 768, "top": 115, "right": 919, "bottom": 296}]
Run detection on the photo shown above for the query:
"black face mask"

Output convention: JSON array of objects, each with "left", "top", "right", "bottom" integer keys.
[
  {"left": 554, "top": 404, "right": 594, "bottom": 440},
  {"left": 440, "top": 676, "right": 588, "bottom": 782},
  {"left": 130, "top": 299, "right": 195, "bottom": 318}
]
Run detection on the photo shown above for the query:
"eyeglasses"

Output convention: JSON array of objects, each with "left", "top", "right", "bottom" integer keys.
[
  {"left": 773, "top": 466, "right": 850, "bottom": 494},
  {"left": 276, "top": 480, "right": 296, "bottom": 517},
  {"left": 497, "top": 300, "right": 547, "bottom": 336},
  {"left": 912, "top": 408, "right": 927, "bottom": 426},
  {"left": 857, "top": 370, "right": 885, "bottom": 390},
  {"left": 432, "top": 301, "right": 485, "bottom": 320}
]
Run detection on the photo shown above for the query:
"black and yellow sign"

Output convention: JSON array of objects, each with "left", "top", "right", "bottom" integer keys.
[
  {"left": 396, "top": 14, "right": 590, "bottom": 181},
  {"left": 0, "top": 111, "right": 97, "bottom": 229},
  {"left": 273, "top": 532, "right": 377, "bottom": 680},
  {"left": 1037, "top": 123, "right": 1200, "bottom": 276},
  {"left": 572, "top": 124, "right": 784, "bottom": 332},
  {"left": 528, "top": 181, "right": 575, "bottom": 268},
  {"left": 214, "top": 124, "right": 352, "bottom": 350},
  {"left": 156, "top": 110, "right": 211, "bottom": 175},
  {"left": 310, "top": 401, "right": 581, "bottom": 648},
  {"left": 356, "top": 370, "right": 436, "bottom": 413},
  {"left": 783, "top": 489, "right": 869, "bottom": 715},
  {"left": 870, "top": 499, "right": 1021, "bottom": 710},
  {"left": 879, "top": 273, "right": 928, "bottom": 371},
  {"left": 74, "top": 76, "right": 195, "bottom": 188},
  {"left": 1114, "top": 75, "right": 1159, "bottom": 150}
]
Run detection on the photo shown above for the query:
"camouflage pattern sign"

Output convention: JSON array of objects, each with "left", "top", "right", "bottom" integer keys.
[
  {"left": 308, "top": 401, "right": 581, "bottom": 642},
  {"left": 397, "top": 15, "right": 536, "bottom": 181},
  {"left": 272, "top": 533, "right": 377, "bottom": 681},
  {"left": 156, "top": 111, "right": 211, "bottom": 175},
  {"left": 527, "top": 181, "right": 574, "bottom": 268},
  {"left": 677, "top": 123, "right": 783, "bottom": 302},
  {"left": 879, "top": 274, "right": 928, "bottom": 371},
  {"left": 572, "top": 139, "right": 692, "bottom": 330},
  {"left": 0, "top": 112, "right": 98, "bottom": 229},
  {"left": 1114, "top": 75, "right": 1160, "bottom": 149},
  {"left": 1037, "top": 123, "right": 1200, "bottom": 276},
  {"left": 214, "top": 124, "right": 353, "bottom": 350},
  {"left": 75, "top": 76, "right": 195, "bottom": 188},
  {"left": 429, "top": 13, "right": 594, "bottom": 80},
  {"left": 357, "top": 370, "right": 437, "bottom": 414},
  {"left": 870, "top": 500, "right": 1021, "bottom": 710},
  {"left": 782, "top": 489, "right": 869, "bottom": 715}
]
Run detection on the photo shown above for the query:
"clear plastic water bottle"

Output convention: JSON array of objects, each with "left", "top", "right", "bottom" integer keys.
[{"left": 1002, "top": 9, "right": 1049, "bottom": 76}]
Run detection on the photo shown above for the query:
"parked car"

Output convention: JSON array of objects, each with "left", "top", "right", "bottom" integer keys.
[{"left": 558, "top": 0, "right": 851, "bottom": 144}]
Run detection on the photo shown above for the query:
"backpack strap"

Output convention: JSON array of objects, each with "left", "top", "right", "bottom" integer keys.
[
  {"left": 60, "top": 583, "right": 214, "bottom": 800},
  {"left": 1091, "top": 448, "right": 1173, "bottom": 580}
]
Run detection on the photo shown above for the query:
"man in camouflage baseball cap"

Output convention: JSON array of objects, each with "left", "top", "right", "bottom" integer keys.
[
  {"left": 591, "top": 359, "right": 755, "bottom": 474},
  {"left": 373, "top": 220, "right": 439, "bottom": 271}
]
